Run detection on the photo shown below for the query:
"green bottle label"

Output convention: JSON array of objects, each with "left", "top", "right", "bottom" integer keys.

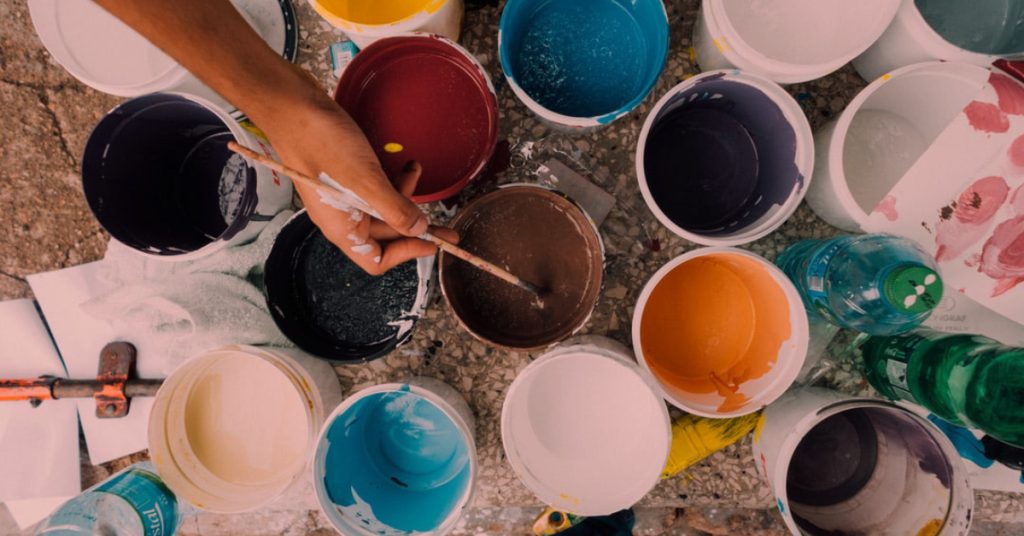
[
  {"left": 871, "top": 334, "right": 935, "bottom": 403},
  {"left": 96, "top": 468, "right": 178, "bottom": 536}
]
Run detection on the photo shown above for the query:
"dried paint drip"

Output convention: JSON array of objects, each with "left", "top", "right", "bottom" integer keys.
[{"left": 440, "top": 187, "right": 604, "bottom": 349}]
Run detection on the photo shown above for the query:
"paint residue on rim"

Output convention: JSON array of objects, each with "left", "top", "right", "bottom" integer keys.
[{"left": 315, "top": 0, "right": 441, "bottom": 25}]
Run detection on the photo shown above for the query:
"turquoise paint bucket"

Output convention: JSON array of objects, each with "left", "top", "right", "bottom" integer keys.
[
  {"left": 499, "top": 0, "right": 668, "bottom": 128},
  {"left": 313, "top": 379, "right": 476, "bottom": 535}
]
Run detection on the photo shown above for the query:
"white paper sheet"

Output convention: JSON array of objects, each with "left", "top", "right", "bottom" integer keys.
[
  {"left": 0, "top": 299, "right": 80, "bottom": 527},
  {"left": 28, "top": 263, "right": 159, "bottom": 464}
]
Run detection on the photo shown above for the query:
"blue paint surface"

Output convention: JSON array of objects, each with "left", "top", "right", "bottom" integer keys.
[
  {"left": 500, "top": 0, "right": 668, "bottom": 119},
  {"left": 322, "top": 389, "right": 471, "bottom": 533},
  {"left": 927, "top": 414, "right": 995, "bottom": 469},
  {"left": 916, "top": 0, "right": 1024, "bottom": 55}
]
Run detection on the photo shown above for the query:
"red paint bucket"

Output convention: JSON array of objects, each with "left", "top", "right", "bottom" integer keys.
[{"left": 334, "top": 35, "right": 499, "bottom": 203}]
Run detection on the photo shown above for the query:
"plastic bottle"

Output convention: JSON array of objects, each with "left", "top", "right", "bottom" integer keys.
[
  {"left": 776, "top": 234, "right": 944, "bottom": 335},
  {"left": 854, "top": 328, "right": 1024, "bottom": 448},
  {"left": 36, "top": 462, "right": 181, "bottom": 536}
]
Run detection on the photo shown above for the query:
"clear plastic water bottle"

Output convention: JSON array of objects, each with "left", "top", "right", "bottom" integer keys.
[
  {"left": 36, "top": 462, "right": 181, "bottom": 536},
  {"left": 776, "top": 234, "right": 944, "bottom": 336}
]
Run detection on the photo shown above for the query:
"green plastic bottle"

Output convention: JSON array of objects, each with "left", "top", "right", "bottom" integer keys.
[{"left": 854, "top": 328, "right": 1024, "bottom": 448}]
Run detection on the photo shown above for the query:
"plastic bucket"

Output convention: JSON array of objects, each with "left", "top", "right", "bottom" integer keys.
[
  {"left": 81, "top": 93, "right": 293, "bottom": 261},
  {"left": 753, "top": 387, "right": 973, "bottom": 535},
  {"left": 264, "top": 210, "right": 433, "bottom": 363},
  {"left": 501, "top": 336, "right": 670, "bottom": 516},
  {"left": 498, "top": 0, "right": 669, "bottom": 128},
  {"left": 333, "top": 35, "right": 499, "bottom": 203},
  {"left": 692, "top": 0, "right": 899, "bottom": 84},
  {"left": 632, "top": 247, "right": 808, "bottom": 417},
  {"left": 29, "top": 0, "right": 298, "bottom": 113},
  {"left": 311, "top": 0, "right": 463, "bottom": 49},
  {"left": 439, "top": 185, "right": 604, "bottom": 350},
  {"left": 637, "top": 70, "right": 814, "bottom": 246},
  {"left": 805, "top": 62, "right": 992, "bottom": 232},
  {"left": 148, "top": 345, "right": 342, "bottom": 513},
  {"left": 313, "top": 378, "right": 476, "bottom": 535},
  {"left": 855, "top": 0, "right": 1024, "bottom": 83}
]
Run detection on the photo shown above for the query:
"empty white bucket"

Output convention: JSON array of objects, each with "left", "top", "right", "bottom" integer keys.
[
  {"left": 805, "top": 62, "right": 992, "bottom": 231},
  {"left": 501, "top": 336, "right": 670, "bottom": 516},
  {"left": 693, "top": 0, "right": 900, "bottom": 84},
  {"left": 310, "top": 0, "right": 464, "bottom": 49},
  {"left": 855, "top": 0, "right": 1024, "bottom": 83},
  {"left": 753, "top": 387, "right": 973, "bottom": 535},
  {"left": 148, "top": 345, "right": 342, "bottom": 513}
]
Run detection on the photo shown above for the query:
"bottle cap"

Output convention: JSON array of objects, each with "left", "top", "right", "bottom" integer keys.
[{"left": 883, "top": 265, "right": 943, "bottom": 314}]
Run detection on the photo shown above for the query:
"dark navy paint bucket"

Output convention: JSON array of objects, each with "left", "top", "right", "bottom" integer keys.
[
  {"left": 637, "top": 71, "right": 814, "bottom": 246},
  {"left": 499, "top": 0, "right": 669, "bottom": 128},
  {"left": 81, "top": 93, "right": 293, "bottom": 260}
]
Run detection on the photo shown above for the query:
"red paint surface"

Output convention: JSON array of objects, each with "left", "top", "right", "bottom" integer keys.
[
  {"left": 1011, "top": 184, "right": 1024, "bottom": 215},
  {"left": 965, "top": 101, "right": 1010, "bottom": 133},
  {"left": 989, "top": 72, "right": 1024, "bottom": 116},
  {"left": 979, "top": 215, "right": 1024, "bottom": 296},
  {"left": 1009, "top": 134, "right": 1024, "bottom": 168},
  {"left": 334, "top": 37, "right": 499, "bottom": 203},
  {"left": 873, "top": 194, "right": 898, "bottom": 222},
  {"left": 935, "top": 176, "right": 1009, "bottom": 262}
]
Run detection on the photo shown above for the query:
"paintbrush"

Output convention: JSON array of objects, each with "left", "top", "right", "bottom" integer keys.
[{"left": 227, "top": 142, "right": 544, "bottom": 298}]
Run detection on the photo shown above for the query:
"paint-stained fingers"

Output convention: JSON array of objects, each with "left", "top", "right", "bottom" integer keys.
[{"left": 362, "top": 166, "right": 429, "bottom": 238}]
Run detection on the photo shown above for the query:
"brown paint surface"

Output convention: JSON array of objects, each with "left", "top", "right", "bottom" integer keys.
[
  {"left": 440, "top": 187, "right": 603, "bottom": 349},
  {"left": 640, "top": 253, "right": 791, "bottom": 413}
]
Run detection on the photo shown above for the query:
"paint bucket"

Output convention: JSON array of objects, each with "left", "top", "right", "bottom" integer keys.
[
  {"left": 29, "top": 0, "right": 298, "bottom": 113},
  {"left": 753, "top": 387, "right": 973, "bottom": 535},
  {"left": 81, "top": 93, "right": 293, "bottom": 261},
  {"left": 855, "top": 0, "right": 1024, "bottom": 83},
  {"left": 632, "top": 247, "right": 809, "bottom": 417},
  {"left": 805, "top": 62, "right": 992, "bottom": 232},
  {"left": 636, "top": 70, "right": 814, "bottom": 246},
  {"left": 313, "top": 378, "right": 476, "bottom": 535},
  {"left": 501, "top": 336, "right": 670, "bottom": 516},
  {"left": 148, "top": 345, "right": 342, "bottom": 513},
  {"left": 311, "top": 0, "right": 463, "bottom": 49},
  {"left": 333, "top": 35, "right": 499, "bottom": 203},
  {"left": 692, "top": 0, "right": 900, "bottom": 84},
  {"left": 438, "top": 185, "right": 604, "bottom": 350},
  {"left": 498, "top": 0, "right": 669, "bottom": 128},
  {"left": 264, "top": 210, "right": 433, "bottom": 363}
]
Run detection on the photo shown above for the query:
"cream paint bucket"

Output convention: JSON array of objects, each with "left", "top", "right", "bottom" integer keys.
[
  {"left": 313, "top": 378, "right": 477, "bottom": 535},
  {"left": 29, "top": 0, "right": 298, "bottom": 114},
  {"left": 855, "top": 0, "right": 1024, "bottom": 83},
  {"left": 805, "top": 62, "right": 991, "bottom": 232},
  {"left": 753, "top": 387, "right": 973, "bottom": 536},
  {"left": 148, "top": 345, "right": 342, "bottom": 513},
  {"left": 311, "top": 0, "right": 463, "bottom": 49},
  {"left": 692, "top": 0, "right": 900, "bottom": 84},
  {"left": 501, "top": 336, "right": 670, "bottom": 516},
  {"left": 632, "top": 248, "right": 808, "bottom": 417}
]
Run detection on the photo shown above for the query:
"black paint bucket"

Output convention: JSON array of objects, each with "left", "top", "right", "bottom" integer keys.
[
  {"left": 82, "top": 93, "right": 293, "bottom": 259},
  {"left": 264, "top": 211, "right": 433, "bottom": 363}
]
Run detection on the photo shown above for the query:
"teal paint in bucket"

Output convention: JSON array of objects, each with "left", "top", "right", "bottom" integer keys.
[
  {"left": 915, "top": 0, "right": 1024, "bottom": 55},
  {"left": 314, "top": 381, "right": 476, "bottom": 535},
  {"left": 499, "top": 0, "right": 668, "bottom": 128}
]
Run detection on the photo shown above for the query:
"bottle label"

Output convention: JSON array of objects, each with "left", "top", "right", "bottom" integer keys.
[
  {"left": 804, "top": 239, "right": 846, "bottom": 324},
  {"left": 872, "top": 334, "right": 936, "bottom": 403},
  {"left": 884, "top": 359, "right": 915, "bottom": 401},
  {"left": 96, "top": 468, "right": 178, "bottom": 536}
]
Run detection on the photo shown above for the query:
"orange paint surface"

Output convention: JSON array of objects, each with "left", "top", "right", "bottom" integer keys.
[{"left": 640, "top": 253, "right": 792, "bottom": 413}]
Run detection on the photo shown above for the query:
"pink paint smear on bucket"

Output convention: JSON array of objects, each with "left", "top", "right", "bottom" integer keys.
[
  {"left": 935, "top": 176, "right": 1009, "bottom": 262},
  {"left": 989, "top": 73, "right": 1024, "bottom": 116},
  {"left": 965, "top": 101, "right": 1010, "bottom": 134},
  {"left": 873, "top": 194, "right": 898, "bottom": 222},
  {"left": 980, "top": 215, "right": 1024, "bottom": 296}
]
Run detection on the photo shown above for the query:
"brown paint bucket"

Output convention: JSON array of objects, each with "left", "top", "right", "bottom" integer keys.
[{"left": 439, "top": 185, "right": 604, "bottom": 350}]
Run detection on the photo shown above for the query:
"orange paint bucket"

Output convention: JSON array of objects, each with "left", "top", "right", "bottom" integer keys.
[{"left": 632, "top": 247, "right": 808, "bottom": 417}]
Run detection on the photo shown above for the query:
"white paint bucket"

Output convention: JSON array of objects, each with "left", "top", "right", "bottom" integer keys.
[
  {"left": 28, "top": 0, "right": 298, "bottom": 113},
  {"left": 148, "top": 345, "right": 342, "bottom": 513},
  {"left": 501, "top": 336, "right": 670, "bottom": 516},
  {"left": 313, "top": 378, "right": 476, "bottom": 535},
  {"left": 854, "top": 0, "right": 1024, "bottom": 83},
  {"left": 633, "top": 248, "right": 808, "bottom": 418},
  {"left": 692, "top": 0, "right": 900, "bottom": 84},
  {"left": 310, "top": 0, "right": 464, "bottom": 49},
  {"left": 636, "top": 70, "right": 814, "bottom": 246},
  {"left": 753, "top": 387, "right": 973, "bottom": 536},
  {"left": 805, "top": 62, "right": 991, "bottom": 231},
  {"left": 81, "top": 93, "right": 294, "bottom": 261}
]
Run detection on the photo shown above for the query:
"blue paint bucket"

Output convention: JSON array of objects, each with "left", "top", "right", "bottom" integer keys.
[
  {"left": 313, "top": 379, "right": 476, "bottom": 535},
  {"left": 499, "top": 0, "right": 668, "bottom": 128},
  {"left": 637, "top": 71, "right": 813, "bottom": 246}
]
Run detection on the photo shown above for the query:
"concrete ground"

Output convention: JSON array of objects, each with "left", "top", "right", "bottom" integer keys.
[{"left": 2, "top": 0, "right": 1024, "bottom": 534}]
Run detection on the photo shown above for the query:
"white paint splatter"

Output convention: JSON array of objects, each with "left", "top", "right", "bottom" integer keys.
[
  {"left": 351, "top": 244, "right": 373, "bottom": 255},
  {"left": 347, "top": 233, "right": 365, "bottom": 245}
]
